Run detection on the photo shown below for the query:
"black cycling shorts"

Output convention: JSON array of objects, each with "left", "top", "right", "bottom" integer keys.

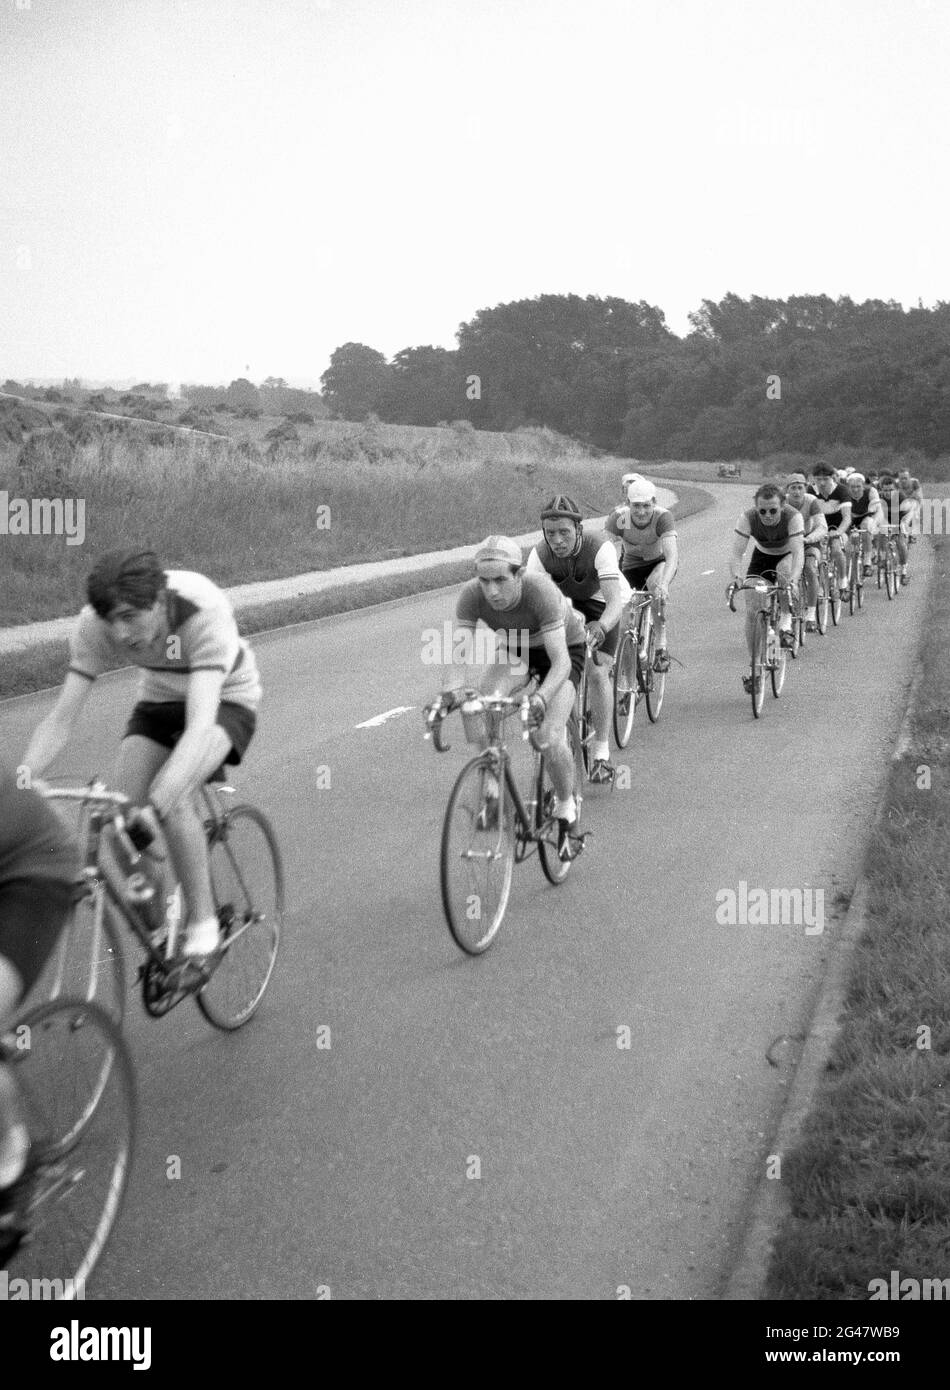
[
  {"left": 746, "top": 546, "right": 790, "bottom": 581},
  {"left": 528, "top": 642, "right": 586, "bottom": 691},
  {"left": 124, "top": 700, "right": 256, "bottom": 776},
  {"left": 572, "top": 598, "right": 620, "bottom": 658},
  {"left": 0, "top": 878, "right": 75, "bottom": 1002},
  {"left": 621, "top": 556, "right": 664, "bottom": 590}
]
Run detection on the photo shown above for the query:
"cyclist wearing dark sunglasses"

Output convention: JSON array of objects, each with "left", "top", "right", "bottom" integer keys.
[{"left": 730, "top": 483, "right": 804, "bottom": 689}]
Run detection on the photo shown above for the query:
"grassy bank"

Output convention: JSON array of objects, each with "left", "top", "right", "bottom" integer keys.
[
  {"left": 766, "top": 534, "right": 950, "bottom": 1299},
  {"left": 0, "top": 480, "right": 712, "bottom": 700},
  {"left": 3, "top": 419, "right": 676, "bottom": 627}
]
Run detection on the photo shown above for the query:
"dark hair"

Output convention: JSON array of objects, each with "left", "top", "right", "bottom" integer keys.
[
  {"left": 754, "top": 483, "right": 785, "bottom": 503},
  {"left": 812, "top": 463, "right": 835, "bottom": 477},
  {"left": 87, "top": 550, "right": 165, "bottom": 618}
]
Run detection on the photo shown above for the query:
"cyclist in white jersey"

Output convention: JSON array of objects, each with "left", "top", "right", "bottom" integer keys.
[
  {"left": 605, "top": 477, "right": 678, "bottom": 668},
  {"left": 22, "top": 550, "right": 263, "bottom": 958}
]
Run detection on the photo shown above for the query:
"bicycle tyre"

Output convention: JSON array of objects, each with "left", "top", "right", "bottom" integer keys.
[
  {"left": 751, "top": 611, "right": 768, "bottom": 718},
  {"left": 35, "top": 887, "right": 126, "bottom": 1030},
  {"left": 440, "top": 756, "right": 514, "bottom": 953},
  {"left": 612, "top": 628, "right": 638, "bottom": 748},
  {"left": 816, "top": 565, "right": 830, "bottom": 634},
  {"left": 771, "top": 627, "right": 788, "bottom": 698},
  {"left": 830, "top": 570, "right": 842, "bottom": 626},
  {"left": 576, "top": 659, "right": 594, "bottom": 779},
  {"left": 645, "top": 618, "right": 665, "bottom": 721},
  {"left": 885, "top": 548, "right": 898, "bottom": 600},
  {"left": 2, "top": 997, "right": 136, "bottom": 1295},
  {"left": 537, "top": 712, "right": 583, "bottom": 884},
  {"left": 196, "top": 804, "right": 283, "bottom": 1029}
]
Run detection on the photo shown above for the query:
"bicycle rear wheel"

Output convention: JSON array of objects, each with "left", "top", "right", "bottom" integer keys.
[
  {"left": 829, "top": 569, "right": 842, "bottom": 625},
  {"left": 751, "top": 612, "right": 768, "bottom": 717},
  {"left": 885, "top": 547, "right": 898, "bottom": 600},
  {"left": 612, "top": 628, "right": 638, "bottom": 748},
  {"left": 441, "top": 756, "right": 514, "bottom": 953},
  {"left": 196, "top": 804, "right": 283, "bottom": 1030},
  {"left": 771, "top": 627, "right": 788, "bottom": 697},
  {"left": 644, "top": 618, "right": 665, "bottom": 721},
  {"left": 537, "top": 713, "right": 583, "bottom": 884},
  {"left": 2, "top": 998, "right": 135, "bottom": 1295}
]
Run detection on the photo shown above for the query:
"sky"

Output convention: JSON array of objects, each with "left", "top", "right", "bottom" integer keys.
[{"left": 1, "top": 0, "right": 948, "bottom": 387}]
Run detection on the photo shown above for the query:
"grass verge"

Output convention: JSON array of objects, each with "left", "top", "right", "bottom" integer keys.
[
  {"left": 765, "top": 535, "right": 950, "bottom": 1299},
  {"left": 0, "top": 482, "right": 712, "bottom": 701}
]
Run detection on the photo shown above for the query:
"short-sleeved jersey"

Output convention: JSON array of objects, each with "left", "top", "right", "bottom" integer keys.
[
  {"left": 735, "top": 504, "right": 804, "bottom": 556},
  {"left": 456, "top": 571, "right": 586, "bottom": 650},
  {"left": 0, "top": 763, "right": 78, "bottom": 890},
  {"left": 807, "top": 483, "right": 852, "bottom": 531},
  {"left": 788, "top": 493, "right": 826, "bottom": 540},
  {"left": 878, "top": 487, "right": 916, "bottom": 523},
  {"left": 848, "top": 485, "right": 881, "bottom": 524},
  {"left": 68, "top": 570, "right": 262, "bottom": 713},
  {"left": 525, "top": 528, "right": 630, "bottom": 607},
  {"left": 605, "top": 505, "right": 676, "bottom": 565}
]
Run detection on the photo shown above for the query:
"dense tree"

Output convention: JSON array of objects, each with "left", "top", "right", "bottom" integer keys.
[{"left": 320, "top": 343, "right": 391, "bottom": 420}]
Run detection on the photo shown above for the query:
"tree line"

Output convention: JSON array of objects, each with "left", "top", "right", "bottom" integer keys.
[{"left": 318, "top": 293, "right": 950, "bottom": 460}]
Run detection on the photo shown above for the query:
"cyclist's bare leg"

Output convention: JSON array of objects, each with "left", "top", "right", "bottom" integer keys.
[
  {"left": 116, "top": 730, "right": 230, "bottom": 931},
  {"left": 743, "top": 588, "right": 768, "bottom": 656},
  {"left": 0, "top": 957, "right": 26, "bottom": 1188},
  {"left": 475, "top": 660, "right": 573, "bottom": 803},
  {"left": 831, "top": 534, "right": 848, "bottom": 587},
  {"left": 647, "top": 569, "right": 673, "bottom": 649}
]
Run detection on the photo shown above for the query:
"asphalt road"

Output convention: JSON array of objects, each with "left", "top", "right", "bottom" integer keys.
[{"left": 0, "top": 485, "right": 930, "bottom": 1299}]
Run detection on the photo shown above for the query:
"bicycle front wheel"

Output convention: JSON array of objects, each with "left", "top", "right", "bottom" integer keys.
[
  {"left": 830, "top": 571, "right": 842, "bottom": 625},
  {"left": 3, "top": 997, "right": 136, "bottom": 1295},
  {"left": 576, "top": 661, "right": 594, "bottom": 778},
  {"left": 537, "top": 713, "right": 583, "bottom": 884},
  {"left": 197, "top": 804, "right": 283, "bottom": 1030},
  {"left": 885, "top": 548, "right": 898, "bottom": 600},
  {"left": 645, "top": 619, "right": 665, "bottom": 721},
  {"left": 34, "top": 886, "right": 126, "bottom": 1029},
  {"left": 816, "top": 567, "right": 830, "bottom": 634},
  {"left": 440, "top": 757, "right": 514, "bottom": 953},
  {"left": 751, "top": 612, "right": 768, "bottom": 717},
  {"left": 612, "top": 628, "right": 638, "bottom": 748}
]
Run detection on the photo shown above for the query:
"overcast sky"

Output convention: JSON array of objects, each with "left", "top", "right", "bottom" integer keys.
[{"left": 1, "top": 0, "right": 948, "bottom": 386}]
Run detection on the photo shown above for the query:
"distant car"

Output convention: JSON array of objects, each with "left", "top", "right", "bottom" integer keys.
[{"left": 717, "top": 463, "right": 741, "bottom": 477}]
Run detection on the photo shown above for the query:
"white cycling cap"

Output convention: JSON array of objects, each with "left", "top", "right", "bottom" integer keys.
[{"left": 626, "top": 478, "right": 656, "bottom": 504}]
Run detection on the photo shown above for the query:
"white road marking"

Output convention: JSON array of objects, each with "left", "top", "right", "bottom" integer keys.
[
  {"left": 355, "top": 706, "right": 416, "bottom": 729},
  {"left": 702, "top": 569, "right": 716, "bottom": 575}
]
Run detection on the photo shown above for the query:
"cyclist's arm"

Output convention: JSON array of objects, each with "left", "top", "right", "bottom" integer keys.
[
  {"left": 592, "top": 540, "right": 626, "bottom": 631},
  {"left": 869, "top": 489, "right": 884, "bottom": 526},
  {"left": 836, "top": 501, "right": 853, "bottom": 533},
  {"left": 21, "top": 671, "right": 93, "bottom": 779},
  {"left": 655, "top": 532, "right": 678, "bottom": 590},
  {"left": 787, "top": 530, "right": 805, "bottom": 584},
  {"left": 147, "top": 668, "right": 227, "bottom": 817},
  {"left": 731, "top": 529, "right": 750, "bottom": 579},
  {"left": 806, "top": 508, "right": 828, "bottom": 541}
]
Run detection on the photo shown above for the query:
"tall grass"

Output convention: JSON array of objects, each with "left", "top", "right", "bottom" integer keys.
[{"left": 0, "top": 423, "right": 630, "bottom": 626}]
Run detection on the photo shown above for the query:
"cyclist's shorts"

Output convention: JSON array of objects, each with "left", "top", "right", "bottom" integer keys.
[
  {"left": 572, "top": 598, "right": 620, "bottom": 658},
  {"left": 0, "top": 878, "right": 75, "bottom": 1002},
  {"left": 621, "top": 556, "right": 664, "bottom": 590},
  {"left": 124, "top": 700, "right": 256, "bottom": 774},
  {"left": 746, "top": 546, "right": 790, "bottom": 580},
  {"left": 528, "top": 641, "right": 585, "bottom": 691}
]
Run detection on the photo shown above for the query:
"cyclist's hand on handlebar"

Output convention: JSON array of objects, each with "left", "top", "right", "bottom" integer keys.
[
  {"left": 586, "top": 620, "right": 606, "bottom": 650},
  {"left": 526, "top": 692, "right": 547, "bottom": 729}
]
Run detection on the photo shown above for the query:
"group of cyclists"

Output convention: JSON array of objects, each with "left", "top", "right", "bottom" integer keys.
[{"left": 0, "top": 459, "right": 925, "bottom": 1267}]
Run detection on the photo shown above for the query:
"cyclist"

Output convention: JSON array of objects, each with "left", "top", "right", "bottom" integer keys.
[
  {"left": 730, "top": 483, "right": 804, "bottom": 691},
  {"left": 21, "top": 551, "right": 262, "bottom": 959},
  {"left": 605, "top": 476, "right": 678, "bottom": 672},
  {"left": 808, "top": 463, "right": 853, "bottom": 594},
  {"left": 879, "top": 471, "right": 916, "bottom": 584},
  {"left": 436, "top": 535, "right": 586, "bottom": 861},
  {"left": 784, "top": 473, "right": 828, "bottom": 631},
  {"left": 844, "top": 472, "right": 884, "bottom": 578},
  {"left": 0, "top": 764, "right": 80, "bottom": 1258},
  {"left": 525, "top": 496, "right": 630, "bottom": 784},
  {"left": 897, "top": 469, "right": 923, "bottom": 545}
]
